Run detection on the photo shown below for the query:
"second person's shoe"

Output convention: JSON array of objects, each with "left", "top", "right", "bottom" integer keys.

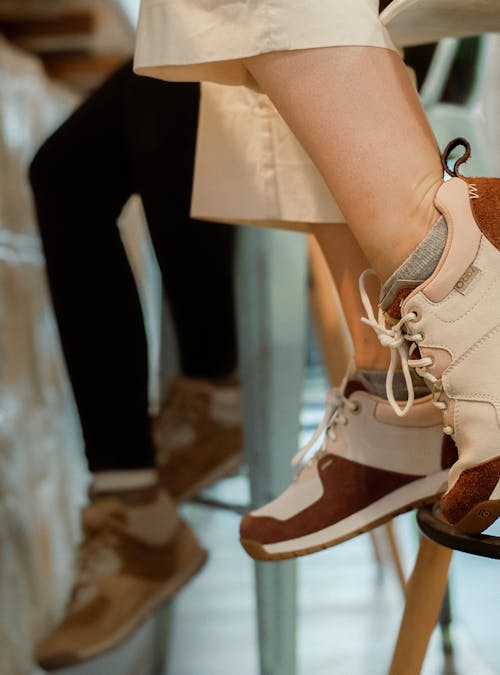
[
  {"left": 35, "top": 486, "right": 206, "bottom": 670},
  {"left": 154, "top": 376, "right": 243, "bottom": 501}
]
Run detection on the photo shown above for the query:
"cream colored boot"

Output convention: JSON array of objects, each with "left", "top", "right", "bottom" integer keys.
[{"left": 364, "top": 138, "right": 500, "bottom": 533}]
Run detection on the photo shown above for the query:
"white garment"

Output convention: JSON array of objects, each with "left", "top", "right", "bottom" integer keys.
[
  {"left": 134, "top": 0, "right": 396, "bottom": 87},
  {"left": 190, "top": 83, "right": 345, "bottom": 229},
  {"left": 134, "top": 0, "right": 500, "bottom": 226},
  {"left": 134, "top": 0, "right": 398, "bottom": 226},
  {"left": 0, "top": 38, "right": 89, "bottom": 675}
]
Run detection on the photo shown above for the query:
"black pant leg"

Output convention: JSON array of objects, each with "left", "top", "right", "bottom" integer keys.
[
  {"left": 123, "top": 75, "right": 238, "bottom": 380},
  {"left": 30, "top": 61, "right": 155, "bottom": 472}
]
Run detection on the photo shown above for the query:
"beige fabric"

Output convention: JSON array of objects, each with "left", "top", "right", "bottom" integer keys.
[
  {"left": 134, "top": 0, "right": 398, "bottom": 225},
  {"left": 134, "top": 0, "right": 397, "bottom": 88},
  {"left": 191, "top": 83, "right": 345, "bottom": 228}
]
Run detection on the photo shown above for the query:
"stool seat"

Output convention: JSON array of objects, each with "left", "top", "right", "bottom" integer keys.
[{"left": 417, "top": 504, "right": 500, "bottom": 559}]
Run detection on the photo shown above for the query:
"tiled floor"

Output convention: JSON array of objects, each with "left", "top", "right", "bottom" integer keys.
[{"left": 168, "top": 368, "right": 500, "bottom": 675}]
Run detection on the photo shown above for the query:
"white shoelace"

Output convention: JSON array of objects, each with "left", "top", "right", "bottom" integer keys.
[
  {"left": 291, "top": 387, "right": 359, "bottom": 469},
  {"left": 358, "top": 269, "right": 453, "bottom": 434}
]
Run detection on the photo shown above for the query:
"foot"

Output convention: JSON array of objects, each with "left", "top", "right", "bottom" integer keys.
[
  {"left": 363, "top": 138, "right": 500, "bottom": 534},
  {"left": 154, "top": 376, "right": 243, "bottom": 501},
  {"left": 240, "top": 371, "right": 448, "bottom": 561},
  {"left": 35, "top": 486, "right": 206, "bottom": 670}
]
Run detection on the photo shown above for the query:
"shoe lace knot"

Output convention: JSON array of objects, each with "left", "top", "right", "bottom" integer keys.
[{"left": 359, "top": 269, "right": 453, "bottom": 435}]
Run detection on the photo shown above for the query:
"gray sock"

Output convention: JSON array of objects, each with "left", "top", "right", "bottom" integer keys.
[
  {"left": 380, "top": 216, "right": 447, "bottom": 311},
  {"left": 358, "top": 369, "right": 429, "bottom": 400}
]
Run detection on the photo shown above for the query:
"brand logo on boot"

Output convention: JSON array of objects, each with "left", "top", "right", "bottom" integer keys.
[
  {"left": 455, "top": 265, "right": 480, "bottom": 295},
  {"left": 468, "top": 183, "right": 479, "bottom": 199}
]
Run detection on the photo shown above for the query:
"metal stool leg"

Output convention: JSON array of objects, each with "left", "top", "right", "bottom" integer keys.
[
  {"left": 438, "top": 582, "right": 453, "bottom": 655},
  {"left": 236, "top": 227, "right": 307, "bottom": 675},
  {"left": 384, "top": 520, "right": 407, "bottom": 595},
  {"left": 152, "top": 604, "right": 174, "bottom": 675}
]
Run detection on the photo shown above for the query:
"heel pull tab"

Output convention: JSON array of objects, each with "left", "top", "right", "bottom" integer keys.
[{"left": 442, "top": 137, "right": 471, "bottom": 177}]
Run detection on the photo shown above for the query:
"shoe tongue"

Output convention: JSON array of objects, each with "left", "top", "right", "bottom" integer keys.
[
  {"left": 380, "top": 284, "right": 417, "bottom": 321},
  {"left": 344, "top": 378, "right": 369, "bottom": 398}
]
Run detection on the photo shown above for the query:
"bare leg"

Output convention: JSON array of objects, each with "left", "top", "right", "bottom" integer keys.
[
  {"left": 245, "top": 47, "right": 443, "bottom": 280},
  {"left": 313, "top": 222, "right": 389, "bottom": 371}
]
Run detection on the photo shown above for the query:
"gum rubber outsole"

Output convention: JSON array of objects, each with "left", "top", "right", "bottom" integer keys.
[
  {"left": 452, "top": 498, "right": 500, "bottom": 534},
  {"left": 241, "top": 492, "right": 443, "bottom": 562}
]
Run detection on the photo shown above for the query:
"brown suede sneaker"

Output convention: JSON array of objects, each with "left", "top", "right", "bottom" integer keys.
[
  {"left": 154, "top": 376, "right": 243, "bottom": 501},
  {"left": 35, "top": 487, "right": 206, "bottom": 670}
]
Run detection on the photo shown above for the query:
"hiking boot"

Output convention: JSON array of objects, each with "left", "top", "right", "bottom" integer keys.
[
  {"left": 154, "top": 376, "right": 243, "bottom": 501},
  {"left": 364, "top": 138, "right": 500, "bottom": 533},
  {"left": 36, "top": 486, "right": 206, "bottom": 670},
  {"left": 240, "top": 372, "right": 448, "bottom": 561}
]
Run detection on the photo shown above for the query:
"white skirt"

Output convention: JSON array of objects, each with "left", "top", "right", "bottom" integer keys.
[{"left": 134, "top": 0, "right": 398, "bottom": 227}]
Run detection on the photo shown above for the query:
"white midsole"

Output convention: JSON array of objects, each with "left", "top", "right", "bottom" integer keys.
[{"left": 263, "top": 470, "right": 448, "bottom": 555}]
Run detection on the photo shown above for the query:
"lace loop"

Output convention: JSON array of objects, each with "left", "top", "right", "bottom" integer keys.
[
  {"left": 359, "top": 269, "right": 453, "bottom": 435},
  {"left": 292, "top": 385, "right": 358, "bottom": 468},
  {"left": 359, "top": 269, "right": 420, "bottom": 417}
]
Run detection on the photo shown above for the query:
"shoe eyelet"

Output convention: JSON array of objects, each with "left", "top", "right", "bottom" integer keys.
[
  {"left": 351, "top": 402, "right": 362, "bottom": 415},
  {"left": 409, "top": 307, "right": 422, "bottom": 323}
]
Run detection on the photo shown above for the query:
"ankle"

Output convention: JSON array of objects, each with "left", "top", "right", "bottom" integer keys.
[
  {"left": 372, "top": 177, "right": 444, "bottom": 281},
  {"left": 353, "top": 353, "right": 390, "bottom": 372}
]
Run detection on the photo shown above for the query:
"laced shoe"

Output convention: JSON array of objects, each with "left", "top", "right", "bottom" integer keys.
[
  {"left": 154, "top": 376, "right": 243, "bottom": 501},
  {"left": 240, "top": 370, "right": 448, "bottom": 561},
  {"left": 35, "top": 487, "right": 206, "bottom": 670},
  {"left": 362, "top": 138, "right": 500, "bottom": 533}
]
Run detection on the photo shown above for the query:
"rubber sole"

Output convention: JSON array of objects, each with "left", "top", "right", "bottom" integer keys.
[
  {"left": 242, "top": 494, "right": 444, "bottom": 561},
  {"left": 453, "top": 498, "right": 500, "bottom": 534},
  {"left": 241, "top": 471, "right": 449, "bottom": 561}
]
